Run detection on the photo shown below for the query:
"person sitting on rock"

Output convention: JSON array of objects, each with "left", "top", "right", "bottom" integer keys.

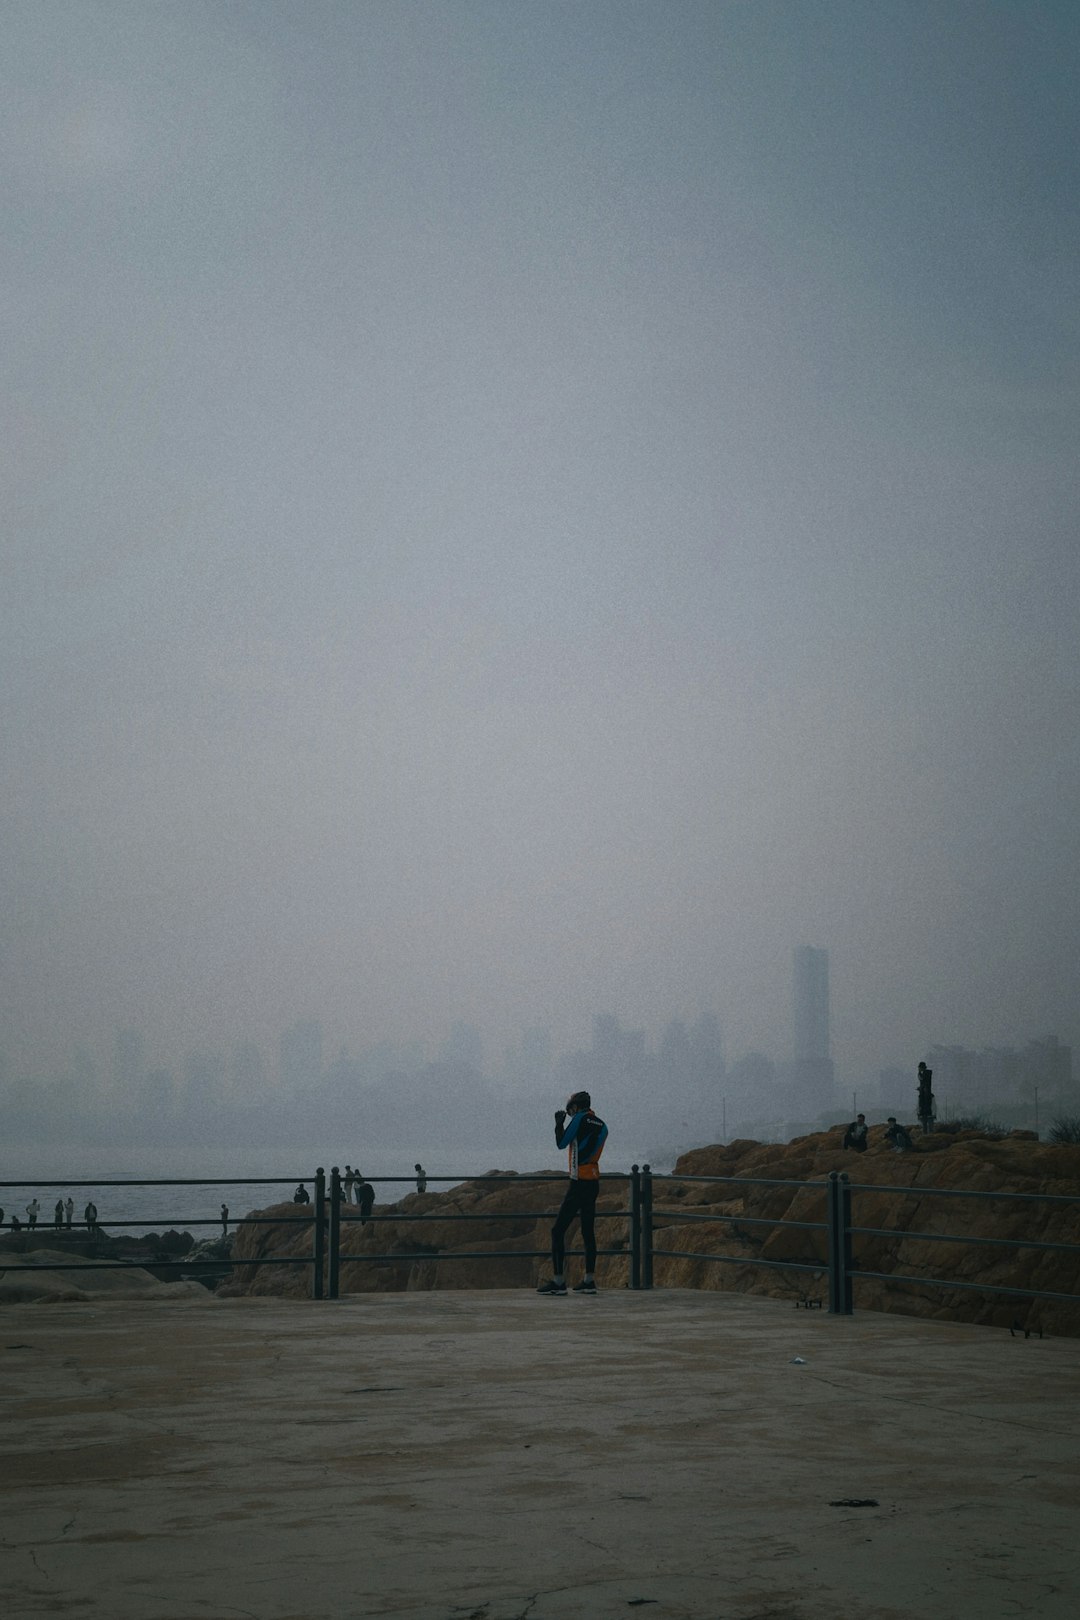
[
  {"left": 842, "top": 1114, "right": 868, "bottom": 1152},
  {"left": 884, "top": 1117, "right": 914, "bottom": 1153},
  {"left": 293, "top": 1183, "right": 310, "bottom": 1204}
]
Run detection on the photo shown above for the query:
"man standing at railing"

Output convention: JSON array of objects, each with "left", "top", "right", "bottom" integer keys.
[{"left": 537, "top": 1090, "right": 609, "bottom": 1297}]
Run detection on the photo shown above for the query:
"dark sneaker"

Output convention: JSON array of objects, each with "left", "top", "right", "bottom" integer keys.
[
  {"left": 572, "top": 1279, "right": 598, "bottom": 1294},
  {"left": 536, "top": 1279, "right": 567, "bottom": 1295}
]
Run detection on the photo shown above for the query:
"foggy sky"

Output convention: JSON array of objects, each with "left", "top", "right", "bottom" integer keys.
[{"left": 4, "top": 1, "right": 1079, "bottom": 1087}]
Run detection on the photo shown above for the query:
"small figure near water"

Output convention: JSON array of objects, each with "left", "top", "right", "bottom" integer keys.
[
  {"left": 220, "top": 1203, "right": 229, "bottom": 1235},
  {"left": 26, "top": 1198, "right": 40, "bottom": 1228},
  {"left": 884, "top": 1117, "right": 914, "bottom": 1153},
  {"left": 83, "top": 1200, "right": 98, "bottom": 1234},
  {"left": 343, "top": 1165, "right": 356, "bottom": 1204},
  {"left": 917, "top": 1062, "right": 936, "bottom": 1134},
  {"left": 292, "top": 1183, "right": 310, "bottom": 1205},
  {"left": 843, "top": 1114, "right": 868, "bottom": 1152},
  {"left": 414, "top": 1163, "right": 427, "bottom": 1194},
  {"left": 537, "top": 1090, "right": 609, "bottom": 1297},
  {"left": 54, "top": 1198, "right": 65, "bottom": 1229},
  {"left": 65, "top": 1197, "right": 74, "bottom": 1229}
]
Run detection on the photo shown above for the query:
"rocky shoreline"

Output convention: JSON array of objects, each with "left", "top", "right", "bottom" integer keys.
[
  {"left": 219, "top": 1124, "right": 1080, "bottom": 1336},
  {"left": 4, "top": 1126, "right": 1079, "bottom": 1332},
  {"left": 0, "top": 1225, "right": 234, "bottom": 1289}
]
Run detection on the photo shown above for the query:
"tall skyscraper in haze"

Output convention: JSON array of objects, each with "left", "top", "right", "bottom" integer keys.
[{"left": 792, "top": 946, "right": 835, "bottom": 1111}]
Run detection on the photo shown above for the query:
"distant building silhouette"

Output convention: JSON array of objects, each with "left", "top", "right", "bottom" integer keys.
[
  {"left": 792, "top": 945, "right": 835, "bottom": 1110},
  {"left": 925, "top": 1035, "right": 1072, "bottom": 1118}
]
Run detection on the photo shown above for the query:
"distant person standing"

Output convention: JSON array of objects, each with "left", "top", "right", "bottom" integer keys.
[
  {"left": 917, "top": 1062, "right": 936, "bottom": 1134},
  {"left": 842, "top": 1114, "right": 868, "bottom": 1152},
  {"left": 54, "top": 1198, "right": 65, "bottom": 1229},
  {"left": 355, "top": 1175, "right": 375, "bottom": 1225},
  {"left": 64, "top": 1197, "right": 74, "bottom": 1229},
  {"left": 343, "top": 1165, "right": 357, "bottom": 1204},
  {"left": 537, "top": 1091, "right": 609, "bottom": 1296},
  {"left": 414, "top": 1163, "right": 427, "bottom": 1194},
  {"left": 0, "top": 1207, "right": 5, "bottom": 1227},
  {"left": 26, "top": 1198, "right": 40, "bottom": 1229},
  {"left": 220, "top": 1203, "right": 229, "bottom": 1235},
  {"left": 83, "top": 1200, "right": 98, "bottom": 1234}
]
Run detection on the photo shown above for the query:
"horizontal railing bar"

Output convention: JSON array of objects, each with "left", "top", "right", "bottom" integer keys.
[
  {"left": 650, "top": 1249, "right": 825, "bottom": 1275},
  {"left": 1, "top": 1172, "right": 634, "bottom": 1191},
  {"left": 0, "top": 1178, "right": 315, "bottom": 1189},
  {"left": 335, "top": 1211, "right": 629, "bottom": 1222},
  {"left": 852, "top": 1269, "right": 1080, "bottom": 1304},
  {"left": 652, "top": 1210, "right": 827, "bottom": 1231},
  {"left": 651, "top": 1174, "right": 827, "bottom": 1189},
  {"left": 846, "top": 1182, "right": 1080, "bottom": 1207},
  {"left": 1, "top": 1258, "right": 314, "bottom": 1272},
  {"left": 850, "top": 1226, "right": 1080, "bottom": 1256},
  {"left": 7, "top": 1218, "right": 317, "bottom": 1231},
  {"left": 338, "top": 1248, "right": 625, "bottom": 1263}
]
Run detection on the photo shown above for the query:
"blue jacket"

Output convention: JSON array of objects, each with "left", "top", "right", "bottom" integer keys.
[{"left": 556, "top": 1109, "right": 608, "bottom": 1181}]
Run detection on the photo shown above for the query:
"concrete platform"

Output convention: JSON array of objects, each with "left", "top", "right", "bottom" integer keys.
[{"left": 2, "top": 1288, "right": 1078, "bottom": 1620}]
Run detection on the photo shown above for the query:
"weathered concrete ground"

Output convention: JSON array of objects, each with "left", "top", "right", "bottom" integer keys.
[{"left": 2, "top": 1288, "right": 1078, "bottom": 1620}]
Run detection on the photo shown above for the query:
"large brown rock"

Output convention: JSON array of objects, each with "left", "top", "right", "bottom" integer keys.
[{"left": 659, "top": 1129, "right": 1080, "bottom": 1335}]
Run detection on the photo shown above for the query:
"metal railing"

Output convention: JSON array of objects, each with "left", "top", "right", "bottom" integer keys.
[
  {"left": 322, "top": 1169, "right": 637, "bottom": 1300},
  {"left": 0, "top": 1175, "right": 322, "bottom": 1288},
  {"left": 645, "top": 1168, "right": 1080, "bottom": 1314},
  {"left": 5, "top": 1166, "right": 1078, "bottom": 1315},
  {"left": 0, "top": 1169, "right": 641, "bottom": 1299}
]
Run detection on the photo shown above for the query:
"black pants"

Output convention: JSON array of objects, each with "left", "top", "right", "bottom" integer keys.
[{"left": 551, "top": 1180, "right": 599, "bottom": 1274}]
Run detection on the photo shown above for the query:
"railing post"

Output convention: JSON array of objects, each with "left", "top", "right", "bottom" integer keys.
[
  {"left": 312, "top": 1167, "right": 326, "bottom": 1300},
  {"left": 629, "top": 1164, "right": 641, "bottom": 1289},
  {"left": 839, "top": 1172, "right": 854, "bottom": 1314},
  {"left": 641, "top": 1163, "right": 654, "bottom": 1290},
  {"left": 827, "top": 1171, "right": 854, "bottom": 1315},
  {"left": 827, "top": 1172, "right": 840, "bottom": 1312},
  {"left": 328, "top": 1166, "right": 341, "bottom": 1300}
]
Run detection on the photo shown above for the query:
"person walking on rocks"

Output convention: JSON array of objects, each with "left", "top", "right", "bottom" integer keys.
[
  {"left": 26, "top": 1198, "right": 40, "bottom": 1228},
  {"left": 83, "top": 1200, "right": 98, "bottom": 1233},
  {"left": 220, "top": 1203, "right": 229, "bottom": 1235},
  {"left": 537, "top": 1090, "right": 609, "bottom": 1297},
  {"left": 64, "top": 1197, "right": 74, "bottom": 1229},
  {"left": 414, "top": 1163, "right": 427, "bottom": 1194},
  {"left": 355, "top": 1174, "right": 375, "bottom": 1225},
  {"left": 343, "top": 1165, "right": 356, "bottom": 1204}
]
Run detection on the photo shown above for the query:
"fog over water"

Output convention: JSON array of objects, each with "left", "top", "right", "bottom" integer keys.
[{"left": 3, "top": 4, "right": 1079, "bottom": 1129}]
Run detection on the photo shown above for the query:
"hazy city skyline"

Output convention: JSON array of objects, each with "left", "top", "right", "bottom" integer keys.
[{"left": 4, "top": 5, "right": 1079, "bottom": 1100}]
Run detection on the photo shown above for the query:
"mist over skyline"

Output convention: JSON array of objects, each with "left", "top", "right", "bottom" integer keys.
[{"left": 4, "top": 3, "right": 1079, "bottom": 1103}]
